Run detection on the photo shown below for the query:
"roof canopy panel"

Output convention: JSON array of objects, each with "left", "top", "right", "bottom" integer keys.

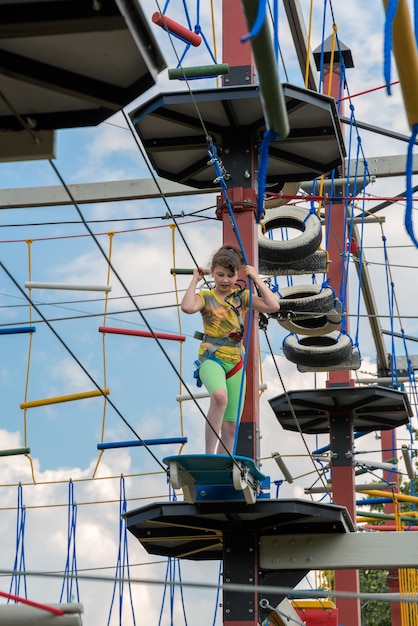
[
  {"left": 0, "top": 0, "right": 166, "bottom": 131},
  {"left": 269, "top": 385, "right": 412, "bottom": 434},
  {"left": 131, "top": 83, "right": 346, "bottom": 188}
]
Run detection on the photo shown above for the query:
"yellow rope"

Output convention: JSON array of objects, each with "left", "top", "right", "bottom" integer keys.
[
  {"left": 327, "top": 23, "right": 338, "bottom": 97},
  {"left": 210, "top": 0, "right": 219, "bottom": 88},
  {"left": 304, "top": 0, "right": 314, "bottom": 88},
  {"left": 93, "top": 232, "right": 114, "bottom": 477},
  {"left": 394, "top": 495, "right": 418, "bottom": 625},
  {"left": 315, "top": 24, "right": 338, "bottom": 218},
  {"left": 0, "top": 469, "right": 164, "bottom": 489}
]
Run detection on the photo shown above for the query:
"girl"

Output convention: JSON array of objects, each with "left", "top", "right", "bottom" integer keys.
[{"left": 181, "top": 245, "right": 280, "bottom": 455}]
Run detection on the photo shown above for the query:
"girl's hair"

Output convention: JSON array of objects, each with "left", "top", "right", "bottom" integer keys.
[{"left": 211, "top": 245, "right": 244, "bottom": 273}]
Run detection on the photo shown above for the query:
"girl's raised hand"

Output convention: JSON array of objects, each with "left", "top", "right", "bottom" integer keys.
[{"left": 244, "top": 265, "right": 258, "bottom": 281}]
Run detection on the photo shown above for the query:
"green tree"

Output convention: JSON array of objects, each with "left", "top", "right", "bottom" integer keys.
[{"left": 360, "top": 569, "right": 391, "bottom": 626}]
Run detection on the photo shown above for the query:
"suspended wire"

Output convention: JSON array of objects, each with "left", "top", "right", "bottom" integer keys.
[
  {"left": 261, "top": 326, "right": 334, "bottom": 498},
  {"left": 0, "top": 217, "right": 207, "bottom": 244},
  {"left": 0, "top": 210, "right": 214, "bottom": 230},
  {"left": 44, "top": 154, "right": 237, "bottom": 468},
  {"left": 6, "top": 567, "right": 418, "bottom": 605},
  {"left": 0, "top": 259, "right": 168, "bottom": 473}
]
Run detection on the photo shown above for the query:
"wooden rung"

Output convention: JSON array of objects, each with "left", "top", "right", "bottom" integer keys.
[
  {"left": 97, "top": 437, "right": 188, "bottom": 450},
  {"left": 0, "top": 447, "right": 30, "bottom": 457},
  {"left": 168, "top": 64, "right": 229, "bottom": 80},
  {"left": 99, "top": 326, "right": 186, "bottom": 342},
  {"left": 25, "top": 282, "right": 111, "bottom": 292},
  {"left": 0, "top": 326, "right": 35, "bottom": 334},
  {"left": 152, "top": 12, "right": 201, "bottom": 47},
  {"left": 21, "top": 389, "right": 110, "bottom": 409}
]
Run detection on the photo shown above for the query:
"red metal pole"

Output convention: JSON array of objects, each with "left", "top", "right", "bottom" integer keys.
[
  {"left": 220, "top": 4, "right": 260, "bottom": 626},
  {"left": 321, "top": 58, "right": 361, "bottom": 625}
]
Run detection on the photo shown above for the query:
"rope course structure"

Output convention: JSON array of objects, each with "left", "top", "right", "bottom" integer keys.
[{"left": 0, "top": 1, "right": 417, "bottom": 626}]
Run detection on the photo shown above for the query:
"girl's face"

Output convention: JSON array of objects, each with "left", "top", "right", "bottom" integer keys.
[{"left": 212, "top": 264, "right": 238, "bottom": 295}]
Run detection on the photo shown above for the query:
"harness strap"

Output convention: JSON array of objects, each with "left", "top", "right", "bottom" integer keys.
[
  {"left": 193, "top": 356, "right": 244, "bottom": 388},
  {"left": 193, "top": 333, "right": 244, "bottom": 388},
  {"left": 193, "top": 330, "right": 244, "bottom": 362},
  {"left": 226, "top": 358, "right": 244, "bottom": 379}
]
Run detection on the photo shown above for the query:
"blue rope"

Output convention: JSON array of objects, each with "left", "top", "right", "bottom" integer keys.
[
  {"left": 164, "top": 0, "right": 219, "bottom": 76},
  {"left": 405, "top": 124, "right": 418, "bottom": 248},
  {"left": 107, "top": 476, "right": 136, "bottom": 626},
  {"left": 232, "top": 287, "right": 252, "bottom": 456},
  {"left": 381, "top": 233, "right": 399, "bottom": 388},
  {"left": 176, "top": 559, "right": 188, "bottom": 626},
  {"left": 206, "top": 143, "right": 257, "bottom": 456},
  {"left": 211, "top": 561, "right": 222, "bottom": 626},
  {"left": 256, "top": 130, "right": 280, "bottom": 223},
  {"left": 182, "top": 0, "right": 193, "bottom": 30},
  {"left": 241, "top": 0, "right": 268, "bottom": 42},
  {"left": 159, "top": 553, "right": 188, "bottom": 618},
  {"left": 158, "top": 488, "right": 187, "bottom": 626},
  {"left": 383, "top": 0, "right": 399, "bottom": 95},
  {"left": 9, "top": 484, "right": 27, "bottom": 600},
  {"left": 60, "top": 480, "right": 80, "bottom": 603},
  {"left": 353, "top": 163, "right": 369, "bottom": 350},
  {"left": 336, "top": 104, "right": 357, "bottom": 326},
  {"left": 415, "top": 0, "right": 418, "bottom": 44},
  {"left": 317, "top": 0, "right": 328, "bottom": 92}
]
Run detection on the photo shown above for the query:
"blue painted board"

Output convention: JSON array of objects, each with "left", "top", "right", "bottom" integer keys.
[{"left": 163, "top": 453, "right": 266, "bottom": 485}]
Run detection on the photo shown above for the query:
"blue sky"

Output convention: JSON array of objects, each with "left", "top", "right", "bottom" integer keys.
[{"left": 0, "top": 1, "right": 417, "bottom": 624}]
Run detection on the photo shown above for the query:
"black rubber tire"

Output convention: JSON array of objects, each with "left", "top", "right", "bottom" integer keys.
[
  {"left": 278, "top": 315, "right": 341, "bottom": 336},
  {"left": 259, "top": 250, "right": 328, "bottom": 276},
  {"left": 258, "top": 206, "right": 322, "bottom": 263},
  {"left": 283, "top": 331, "right": 353, "bottom": 367},
  {"left": 277, "top": 297, "right": 342, "bottom": 335},
  {"left": 275, "top": 284, "right": 335, "bottom": 314},
  {"left": 264, "top": 182, "right": 300, "bottom": 209}
]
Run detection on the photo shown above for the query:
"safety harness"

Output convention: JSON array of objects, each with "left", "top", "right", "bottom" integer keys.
[{"left": 193, "top": 283, "right": 246, "bottom": 387}]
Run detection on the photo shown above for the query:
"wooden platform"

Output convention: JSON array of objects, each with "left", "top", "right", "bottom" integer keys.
[{"left": 163, "top": 453, "right": 269, "bottom": 504}]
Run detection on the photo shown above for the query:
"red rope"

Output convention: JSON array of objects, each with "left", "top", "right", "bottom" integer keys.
[
  {"left": 0, "top": 218, "right": 206, "bottom": 244},
  {"left": 338, "top": 80, "right": 400, "bottom": 102},
  {"left": 0, "top": 590, "right": 65, "bottom": 615}
]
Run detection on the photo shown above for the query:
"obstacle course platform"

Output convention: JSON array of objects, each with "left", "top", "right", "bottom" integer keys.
[
  {"left": 125, "top": 498, "right": 355, "bottom": 561},
  {"left": 163, "top": 453, "right": 269, "bottom": 504},
  {"left": 269, "top": 385, "right": 412, "bottom": 434}
]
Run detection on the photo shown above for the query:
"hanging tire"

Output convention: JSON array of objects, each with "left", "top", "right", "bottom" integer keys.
[
  {"left": 275, "top": 284, "right": 335, "bottom": 315},
  {"left": 278, "top": 315, "right": 341, "bottom": 336},
  {"left": 264, "top": 181, "right": 300, "bottom": 209},
  {"left": 277, "top": 298, "right": 343, "bottom": 335},
  {"left": 259, "top": 250, "right": 329, "bottom": 276},
  {"left": 258, "top": 206, "right": 322, "bottom": 263},
  {"left": 297, "top": 346, "right": 361, "bottom": 372},
  {"left": 283, "top": 331, "right": 353, "bottom": 367}
]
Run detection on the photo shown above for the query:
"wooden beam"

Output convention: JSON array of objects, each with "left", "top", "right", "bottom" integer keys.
[{"left": 260, "top": 532, "right": 418, "bottom": 570}]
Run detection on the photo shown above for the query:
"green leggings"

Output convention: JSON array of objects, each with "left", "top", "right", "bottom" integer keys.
[{"left": 198, "top": 356, "right": 246, "bottom": 423}]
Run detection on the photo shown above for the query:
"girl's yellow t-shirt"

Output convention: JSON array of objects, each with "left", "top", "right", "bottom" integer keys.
[{"left": 197, "top": 289, "right": 249, "bottom": 363}]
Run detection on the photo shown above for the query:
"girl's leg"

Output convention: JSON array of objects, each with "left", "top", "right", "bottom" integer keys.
[
  {"left": 199, "top": 360, "right": 228, "bottom": 454},
  {"left": 221, "top": 367, "right": 246, "bottom": 455},
  {"left": 205, "top": 388, "right": 228, "bottom": 454},
  {"left": 218, "top": 420, "right": 236, "bottom": 455}
]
